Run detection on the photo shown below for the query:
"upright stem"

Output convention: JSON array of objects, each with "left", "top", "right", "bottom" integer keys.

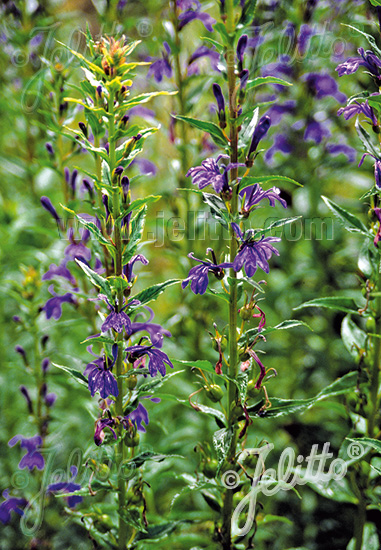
[
  {"left": 108, "top": 90, "right": 128, "bottom": 550},
  {"left": 369, "top": 270, "right": 381, "bottom": 437},
  {"left": 221, "top": 3, "right": 239, "bottom": 548}
]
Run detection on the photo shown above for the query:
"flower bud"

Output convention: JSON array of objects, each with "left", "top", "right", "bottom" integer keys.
[
  {"left": 213, "top": 83, "right": 226, "bottom": 129},
  {"left": 45, "top": 142, "right": 54, "bottom": 155},
  {"left": 247, "top": 115, "right": 271, "bottom": 159},
  {"left": 205, "top": 384, "right": 224, "bottom": 402},
  {"left": 126, "top": 375, "right": 137, "bottom": 390}
]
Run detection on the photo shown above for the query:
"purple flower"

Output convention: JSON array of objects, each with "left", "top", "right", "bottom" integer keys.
[
  {"left": 94, "top": 417, "right": 117, "bottom": 446},
  {"left": 130, "top": 306, "right": 171, "bottom": 348},
  {"left": 43, "top": 287, "right": 75, "bottom": 320},
  {"left": 42, "top": 261, "right": 76, "bottom": 285},
  {"left": 125, "top": 397, "right": 160, "bottom": 433},
  {"left": 303, "top": 72, "right": 346, "bottom": 103},
  {"left": 213, "top": 83, "right": 225, "bottom": 123},
  {"left": 265, "top": 134, "right": 293, "bottom": 163},
  {"left": 40, "top": 196, "right": 62, "bottom": 227},
  {"left": 123, "top": 254, "right": 149, "bottom": 283},
  {"left": 336, "top": 47, "right": 381, "bottom": 79},
  {"left": 8, "top": 435, "right": 45, "bottom": 471},
  {"left": 47, "top": 466, "right": 82, "bottom": 508},
  {"left": 178, "top": 7, "right": 216, "bottom": 32},
  {"left": 304, "top": 120, "right": 331, "bottom": 144},
  {"left": 186, "top": 155, "right": 244, "bottom": 193},
  {"left": 240, "top": 184, "right": 287, "bottom": 215},
  {"left": 337, "top": 100, "right": 378, "bottom": 126},
  {"left": 182, "top": 250, "right": 232, "bottom": 295},
  {"left": 0, "top": 490, "right": 27, "bottom": 524},
  {"left": 261, "top": 56, "right": 293, "bottom": 82},
  {"left": 65, "top": 228, "right": 91, "bottom": 262},
  {"left": 125, "top": 345, "right": 173, "bottom": 377},
  {"left": 100, "top": 295, "right": 132, "bottom": 334},
  {"left": 267, "top": 101, "right": 296, "bottom": 126},
  {"left": 326, "top": 143, "right": 356, "bottom": 163},
  {"left": 248, "top": 116, "right": 271, "bottom": 158},
  {"left": 187, "top": 45, "right": 220, "bottom": 75},
  {"left": 86, "top": 344, "right": 119, "bottom": 399},
  {"left": 232, "top": 223, "right": 281, "bottom": 277},
  {"left": 298, "top": 24, "right": 315, "bottom": 55},
  {"left": 147, "top": 42, "right": 172, "bottom": 82}
]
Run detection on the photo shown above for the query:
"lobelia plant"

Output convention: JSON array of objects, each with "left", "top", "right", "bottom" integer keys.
[
  {"left": 170, "top": 1, "right": 319, "bottom": 548},
  {"left": 29, "top": 30, "right": 181, "bottom": 549},
  {"left": 296, "top": 7, "right": 381, "bottom": 550}
]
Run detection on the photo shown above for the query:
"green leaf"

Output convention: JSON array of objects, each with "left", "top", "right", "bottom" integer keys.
[
  {"left": 248, "top": 371, "right": 357, "bottom": 418},
  {"left": 358, "top": 241, "right": 378, "bottom": 278},
  {"left": 239, "top": 0, "right": 258, "bottom": 25},
  {"left": 171, "top": 359, "right": 216, "bottom": 375},
  {"left": 131, "top": 279, "right": 180, "bottom": 308},
  {"left": 323, "top": 192, "right": 370, "bottom": 234},
  {"left": 305, "top": 476, "right": 358, "bottom": 505},
  {"left": 127, "top": 451, "right": 184, "bottom": 469},
  {"left": 172, "top": 115, "right": 228, "bottom": 148},
  {"left": 238, "top": 320, "right": 312, "bottom": 347},
  {"left": 341, "top": 315, "right": 367, "bottom": 360},
  {"left": 253, "top": 216, "right": 302, "bottom": 238},
  {"left": 347, "top": 523, "right": 380, "bottom": 550},
  {"left": 342, "top": 24, "right": 381, "bottom": 58},
  {"left": 61, "top": 205, "right": 114, "bottom": 249},
  {"left": 213, "top": 427, "right": 234, "bottom": 471},
  {"left": 368, "top": 0, "right": 381, "bottom": 6},
  {"left": 200, "top": 37, "right": 225, "bottom": 53},
  {"left": 202, "top": 192, "right": 230, "bottom": 227},
  {"left": 294, "top": 296, "right": 360, "bottom": 315},
  {"left": 246, "top": 76, "right": 292, "bottom": 90},
  {"left": 239, "top": 175, "right": 302, "bottom": 191},
  {"left": 258, "top": 514, "right": 293, "bottom": 527},
  {"left": 355, "top": 117, "right": 380, "bottom": 159},
  {"left": 117, "top": 195, "right": 161, "bottom": 222},
  {"left": 135, "top": 521, "right": 183, "bottom": 541},
  {"left": 119, "top": 508, "right": 147, "bottom": 533},
  {"left": 81, "top": 335, "right": 114, "bottom": 345},
  {"left": 122, "top": 207, "right": 147, "bottom": 262},
  {"left": 346, "top": 437, "right": 381, "bottom": 455},
  {"left": 123, "top": 90, "right": 177, "bottom": 109},
  {"left": 52, "top": 363, "right": 88, "bottom": 387},
  {"left": 75, "top": 259, "right": 113, "bottom": 301},
  {"left": 192, "top": 402, "right": 226, "bottom": 427}
]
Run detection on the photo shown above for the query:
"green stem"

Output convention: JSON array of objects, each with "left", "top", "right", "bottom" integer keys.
[
  {"left": 108, "top": 90, "right": 128, "bottom": 550},
  {"left": 369, "top": 269, "right": 381, "bottom": 437},
  {"left": 221, "top": 3, "right": 239, "bottom": 548}
]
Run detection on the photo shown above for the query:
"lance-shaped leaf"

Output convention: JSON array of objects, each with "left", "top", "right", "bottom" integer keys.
[
  {"left": 61, "top": 205, "right": 114, "bottom": 252},
  {"left": 56, "top": 40, "right": 105, "bottom": 75},
  {"left": 322, "top": 196, "right": 370, "bottom": 236},
  {"left": 341, "top": 315, "right": 367, "bottom": 360},
  {"left": 239, "top": 175, "right": 302, "bottom": 191},
  {"left": 248, "top": 371, "right": 357, "bottom": 418},
  {"left": 253, "top": 216, "right": 302, "bottom": 238},
  {"left": 75, "top": 259, "right": 113, "bottom": 301},
  {"left": 346, "top": 437, "right": 381, "bottom": 455},
  {"left": 355, "top": 117, "right": 380, "bottom": 159},
  {"left": 246, "top": 76, "right": 292, "bottom": 90},
  {"left": 239, "top": 0, "right": 258, "bottom": 25},
  {"left": 172, "top": 114, "right": 228, "bottom": 148},
  {"left": 342, "top": 24, "right": 381, "bottom": 58},
  {"left": 116, "top": 195, "right": 161, "bottom": 223},
  {"left": 294, "top": 296, "right": 360, "bottom": 315},
  {"left": 122, "top": 206, "right": 147, "bottom": 263},
  {"left": 131, "top": 279, "right": 181, "bottom": 308},
  {"left": 213, "top": 427, "right": 234, "bottom": 472},
  {"left": 52, "top": 363, "right": 88, "bottom": 387},
  {"left": 122, "top": 91, "right": 177, "bottom": 110},
  {"left": 238, "top": 319, "right": 312, "bottom": 347}
]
